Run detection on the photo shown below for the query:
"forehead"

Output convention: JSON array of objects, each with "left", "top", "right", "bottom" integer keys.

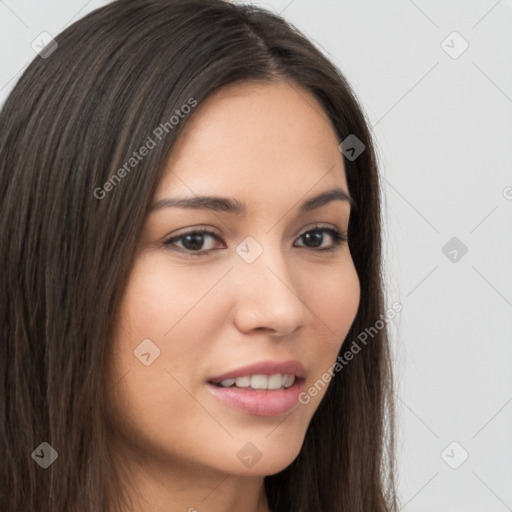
[{"left": 156, "top": 79, "right": 348, "bottom": 202}]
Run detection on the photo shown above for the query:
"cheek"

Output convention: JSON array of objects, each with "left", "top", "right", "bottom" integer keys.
[
  {"left": 302, "top": 256, "right": 360, "bottom": 341},
  {"left": 107, "top": 251, "right": 230, "bottom": 397},
  {"left": 298, "top": 258, "right": 360, "bottom": 398},
  {"left": 105, "top": 255, "right": 223, "bottom": 455},
  {"left": 117, "top": 251, "right": 229, "bottom": 342}
]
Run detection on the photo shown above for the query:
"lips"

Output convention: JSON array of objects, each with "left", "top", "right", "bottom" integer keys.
[{"left": 205, "top": 360, "right": 307, "bottom": 416}]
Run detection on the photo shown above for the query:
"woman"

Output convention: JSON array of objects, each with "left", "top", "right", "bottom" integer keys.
[{"left": 0, "top": 1, "right": 398, "bottom": 511}]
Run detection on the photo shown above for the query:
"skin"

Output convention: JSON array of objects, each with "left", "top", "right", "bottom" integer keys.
[{"left": 104, "top": 78, "right": 361, "bottom": 512}]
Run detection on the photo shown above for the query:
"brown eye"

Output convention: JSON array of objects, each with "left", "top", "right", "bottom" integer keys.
[
  {"left": 163, "top": 229, "right": 224, "bottom": 254},
  {"left": 294, "top": 227, "right": 347, "bottom": 252}
]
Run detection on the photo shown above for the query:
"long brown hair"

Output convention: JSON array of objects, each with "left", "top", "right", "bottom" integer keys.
[{"left": 0, "top": 1, "right": 399, "bottom": 510}]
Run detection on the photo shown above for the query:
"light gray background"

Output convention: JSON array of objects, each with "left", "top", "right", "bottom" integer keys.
[{"left": 1, "top": 1, "right": 511, "bottom": 510}]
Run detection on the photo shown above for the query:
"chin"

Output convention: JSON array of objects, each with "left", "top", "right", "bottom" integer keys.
[{"left": 220, "top": 433, "right": 305, "bottom": 477}]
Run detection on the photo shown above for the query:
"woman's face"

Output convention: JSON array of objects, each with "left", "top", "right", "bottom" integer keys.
[{"left": 106, "top": 79, "right": 360, "bottom": 478}]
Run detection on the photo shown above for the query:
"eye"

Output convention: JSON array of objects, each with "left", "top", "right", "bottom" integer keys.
[
  {"left": 163, "top": 227, "right": 224, "bottom": 255},
  {"left": 294, "top": 225, "right": 348, "bottom": 252},
  {"left": 162, "top": 224, "right": 348, "bottom": 256}
]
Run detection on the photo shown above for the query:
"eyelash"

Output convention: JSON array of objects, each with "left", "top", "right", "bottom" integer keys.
[{"left": 163, "top": 224, "right": 348, "bottom": 256}]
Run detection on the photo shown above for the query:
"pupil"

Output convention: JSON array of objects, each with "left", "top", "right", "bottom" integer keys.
[
  {"left": 304, "top": 231, "right": 322, "bottom": 248},
  {"left": 183, "top": 234, "right": 204, "bottom": 250}
]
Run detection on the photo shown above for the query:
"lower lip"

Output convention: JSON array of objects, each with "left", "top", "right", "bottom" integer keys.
[{"left": 205, "top": 378, "right": 305, "bottom": 417}]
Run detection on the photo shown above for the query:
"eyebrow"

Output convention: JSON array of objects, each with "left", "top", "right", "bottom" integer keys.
[{"left": 150, "top": 187, "right": 356, "bottom": 215}]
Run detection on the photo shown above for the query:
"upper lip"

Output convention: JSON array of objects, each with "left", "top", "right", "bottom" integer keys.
[{"left": 208, "top": 360, "right": 306, "bottom": 383}]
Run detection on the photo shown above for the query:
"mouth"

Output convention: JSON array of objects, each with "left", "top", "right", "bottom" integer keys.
[
  {"left": 205, "top": 360, "right": 307, "bottom": 417},
  {"left": 209, "top": 373, "right": 298, "bottom": 390}
]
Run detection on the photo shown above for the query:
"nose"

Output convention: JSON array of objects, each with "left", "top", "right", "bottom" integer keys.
[{"left": 230, "top": 242, "right": 309, "bottom": 337}]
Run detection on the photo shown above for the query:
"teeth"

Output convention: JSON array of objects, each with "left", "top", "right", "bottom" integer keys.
[
  {"left": 235, "top": 376, "right": 251, "bottom": 388},
  {"left": 284, "top": 374, "right": 295, "bottom": 387},
  {"left": 267, "top": 374, "right": 283, "bottom": 390},
  {"left": 217, "top": 374, "right": 296, "bottom": 390},
  {"left": 251, "top": 375, "right": 267, "bottom": 389}
]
